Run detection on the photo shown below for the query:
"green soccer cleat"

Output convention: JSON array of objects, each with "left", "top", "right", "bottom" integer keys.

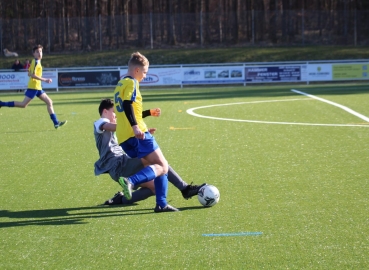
[
  {"left": 118, "top": 177, "right": 132, "bottom": 200},
  {"left": 54, "top": 120, "right": 67, "bottom": 129}
]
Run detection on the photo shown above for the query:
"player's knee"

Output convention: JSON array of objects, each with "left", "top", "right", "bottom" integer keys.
[
  {"left": 162, "top": 160, "right": 169, "bottom": 174},
  {"left": 20, "top": 103, "right": 28, "bottom": 108},
  {"left": 46, "top": 99, "right": 53, "bottom": 106}
]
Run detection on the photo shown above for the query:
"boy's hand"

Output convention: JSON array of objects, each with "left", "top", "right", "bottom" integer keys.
[
  {"left": 132, "top": 125, "right": 145, "bottom": 139},
  {"left": 150, "top": 108, "right": 161, "bottom": 117},
  {"left": 45, "top": 78, "right": 52, "bottom": 83},
  {"left": 148, "top": 128, "right": 157, "bottom": 134}
]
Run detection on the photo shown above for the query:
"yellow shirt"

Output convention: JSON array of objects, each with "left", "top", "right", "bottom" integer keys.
[
  {"left": 113, "top": 77, "right": 148, "bottom": 144},
  {"left": 27, "top": 59, "right": 42, "bottom": 90}
]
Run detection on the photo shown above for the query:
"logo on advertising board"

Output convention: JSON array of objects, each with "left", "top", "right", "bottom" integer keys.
[
  {"left": 59, "top": 74, "right": 85, "bottom": 86},
  {"left": 119, "top": 74, "right": 159, "bottom": 84},
  {"left": 96, "top": 73, "right": 118, "bottom": 85},
  {"left": 58, "top": 71, "right": 119, "bottom": 87},
  {"left": 184, "top": 70, "right": 201, "bottom": 76},
  {"left": 0, "top": 74, "right": 16, "bottom": 80},
  {"left": 141, "top": 74, "right": 159, "bottom": 84}
]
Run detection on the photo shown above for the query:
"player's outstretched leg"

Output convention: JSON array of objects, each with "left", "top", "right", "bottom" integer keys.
[
  {"left": 104, "top": 188, "right": 154, "bottom": 205},
  {"left": 181, "top": 182, "right": 207, "bottom": 200},
  {"left": 104, "top": 192, "right": 124, "bottom": 205}
]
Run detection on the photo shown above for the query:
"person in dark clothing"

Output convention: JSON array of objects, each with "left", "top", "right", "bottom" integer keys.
[{"left": 11, "top": 59, "right": 24, "bottom": 92}]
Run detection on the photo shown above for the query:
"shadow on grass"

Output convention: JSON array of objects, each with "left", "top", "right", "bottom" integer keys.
[
  {"left": 0, "top": 204, "right": 207, "bottom": 228},
  {"left": 0, "top": 205, "right": 153, "bottom": 228},
  {"left": 177, "top": 205, "right": 209, "bottom": 211}
]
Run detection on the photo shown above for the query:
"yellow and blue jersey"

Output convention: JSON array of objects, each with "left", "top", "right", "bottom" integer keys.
[
  {"left": 113, "top": 77, "right": 148, "bottom": 144},
  {"left": 27, "top": 59, "right": 42, "bottom": 90}
]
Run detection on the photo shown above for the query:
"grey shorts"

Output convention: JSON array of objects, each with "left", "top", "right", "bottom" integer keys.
[{"left": 109, "top": 156, "right": 145, "bottom": 182}]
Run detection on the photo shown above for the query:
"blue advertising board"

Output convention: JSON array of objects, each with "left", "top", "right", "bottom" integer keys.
[{"left": 245, "top": 66, "right": 301, "bottom": 82}]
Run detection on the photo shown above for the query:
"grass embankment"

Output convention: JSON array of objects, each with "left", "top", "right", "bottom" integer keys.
[{"left": 1, "top": 46, "right": 369, "bottom": 69}]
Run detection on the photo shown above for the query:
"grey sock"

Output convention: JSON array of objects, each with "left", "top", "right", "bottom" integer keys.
[
  {"left": 121, "top": 187, "right": 154, "bottom": 204},
  {"left": 168, "top": 165, "right": 188, "bottom": 191}
]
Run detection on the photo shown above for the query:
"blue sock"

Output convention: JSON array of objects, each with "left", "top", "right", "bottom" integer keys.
[
  {"left": 0, "top": 101, "right": 15, "bottom": 107},
  {"left": 154, "top": 174, "right": 168, "bottom": 208},
  {"left": 50, "top": 113, "right": 59, "bottom": 125},
  {"left": 128, "top": 166, "right": 156, "bottom": 186}
]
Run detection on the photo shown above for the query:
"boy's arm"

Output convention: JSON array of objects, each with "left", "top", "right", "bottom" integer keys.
[
  {"left": 122, "top": 100, "right": 144, "bottom": 139},
  {"left": 143, "top": 108, "right": 161, "bottom": 118},
  {"left": 100, "top": 122, "right": 155, "bottom": 134},
  {"left": 101, "top": 122, "right": 116, "bottom": 132},
  {"left": 28, "top": 72, "right": 52, "bottom": 83}
]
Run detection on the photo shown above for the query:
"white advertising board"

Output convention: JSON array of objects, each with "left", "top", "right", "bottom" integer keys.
[
  {"left": 182, "top": 66, "right": 244, "bottom": 84},
  {"left": 301, "top": 64, "right": 333, "bottom": 81},
  {"left": 42, "top": 71, "right": 58, "bottom": 89},
  {"left": 119, "top": 67, "right": 182, "bottom": 86},
  {"left": 0, "top": 71, "right": 58, "bottom": 90},
  {"left": 0, "top": 72, "right": 28, "bottom": 90}
]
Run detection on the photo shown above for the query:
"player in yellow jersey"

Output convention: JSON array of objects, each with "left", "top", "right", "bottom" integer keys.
[
  {"left": 113, "top": 52, "right": 178, "bottom": 212},
  {"left": 0, "top": 45, "right": 66, "bottom": 129}
]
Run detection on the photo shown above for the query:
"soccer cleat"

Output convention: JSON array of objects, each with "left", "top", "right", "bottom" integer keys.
[
  {"left": 118, "top": 177, "right": 132, "bottom": 200},
  {"left": 54, "top": 120, "right": 67, "bottom": 129},
  {"left": 181, "top": 182, "right": 207, "bottom": 200},
  {"left": 154, "top": 204, "right": 179, "bottom": 213},
  {"left": 104, "top": 191, "right": 124, "bottom": 205}
]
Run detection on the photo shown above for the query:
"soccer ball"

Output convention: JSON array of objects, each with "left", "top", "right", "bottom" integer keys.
[{"left": 198, "top": 185, "right": 220, "bottom": 207}]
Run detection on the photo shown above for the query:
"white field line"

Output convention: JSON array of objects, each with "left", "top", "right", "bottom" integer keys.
[
  {"left": 291, "top": 89, "right": 369, "bottom": 123},
  {"left": 186, "top": 98, "right": 369, "bottom": 127}
]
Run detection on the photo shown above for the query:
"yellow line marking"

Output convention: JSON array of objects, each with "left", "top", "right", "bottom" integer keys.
[{"left": 184, "top": 101, "right": 201, "bottom": 104}]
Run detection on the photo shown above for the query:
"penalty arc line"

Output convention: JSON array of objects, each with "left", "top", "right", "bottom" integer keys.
[
  {"left": 186, "top": 98, "right": 369, "bottom": 127},
  {"left": 291, "top": 89, "right": 369, "bottom": 123}
]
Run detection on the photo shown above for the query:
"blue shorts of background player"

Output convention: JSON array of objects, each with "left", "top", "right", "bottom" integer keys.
[{"left": 25, "top": 89, "right": 45, "bottom": 99}]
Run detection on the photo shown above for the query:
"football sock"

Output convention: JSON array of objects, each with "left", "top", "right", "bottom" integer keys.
[
  {"left": 50, "top": 113, "right": 59, "bottom": 125},
  {"left": 154, "top": 174, "right": 168, "bottom": 208},
  {"left": 168, "top": 165, "right": 188, "bottom": 191},
  {"left": 0, "top": 101, "right": 15, "bottom": 107},
  {"left": 121, "top": 187, "right": 154, "bottom": 204},
  {"left": 128, "top": 166, "right": 156, "bottom": 186}
]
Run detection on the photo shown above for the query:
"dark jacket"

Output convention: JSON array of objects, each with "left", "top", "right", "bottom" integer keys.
[{"left": 12, "top": 62, "right": 24, "bottom": 71}]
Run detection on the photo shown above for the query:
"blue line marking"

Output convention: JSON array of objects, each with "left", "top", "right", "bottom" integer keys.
[{"left": 202, "top": 232, "right": 262, "bottom": 237}]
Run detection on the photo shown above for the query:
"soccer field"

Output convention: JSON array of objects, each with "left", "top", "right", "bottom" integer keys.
[{"left": 0, "top": 83, "right": 368, "bottom": 269}]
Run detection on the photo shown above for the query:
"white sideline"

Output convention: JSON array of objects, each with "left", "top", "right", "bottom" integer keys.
[{"left": 291, "top": 89, "right": 369, "bottom": 123}]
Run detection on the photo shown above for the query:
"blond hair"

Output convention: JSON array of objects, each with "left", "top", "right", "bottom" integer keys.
[{"left": 128, "top": 52, "right": 149, "bottom": 67}]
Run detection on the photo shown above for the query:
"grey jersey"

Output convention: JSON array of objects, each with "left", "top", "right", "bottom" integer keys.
[
  {"left": 93, "top": 118, "right": 143, "bottom": 181},
  {"left": 94, "top": 118, "right": 125, "bottom": 176}
]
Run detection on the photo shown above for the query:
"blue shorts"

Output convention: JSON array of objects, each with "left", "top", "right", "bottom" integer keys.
[
  {"left": 120, "top": 132, "right": 159, "bottom": 159},
  {"left": 25, "top": 89, "right": 45, "bottom": 99}
]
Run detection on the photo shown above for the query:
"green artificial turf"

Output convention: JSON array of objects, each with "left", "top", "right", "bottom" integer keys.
[{"left": 0, "top": 83, "right": 368, "bottom": 269}]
